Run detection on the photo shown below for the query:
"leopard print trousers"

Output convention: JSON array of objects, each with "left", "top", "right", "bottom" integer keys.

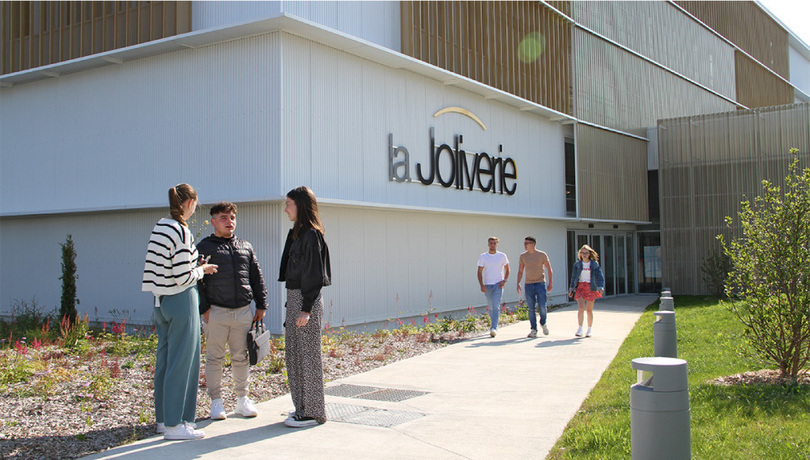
[{"left": 285, "top": 289, "right": 326, "bottom": 421}]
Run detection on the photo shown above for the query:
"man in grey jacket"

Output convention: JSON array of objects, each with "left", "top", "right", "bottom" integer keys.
[{"left": 197, "top": 202, "right": 268, "bottom": 421}]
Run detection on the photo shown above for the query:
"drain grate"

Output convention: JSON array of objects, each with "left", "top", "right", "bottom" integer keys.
[
  {"left": 325, "top": 403, "right": 426, "bottom": 428},
  {"left": 325, "top": 384, "right": 429, "bottom": 402},
  {"left": 356, "top": 388, "right": 429, "bottom": 402},
  {"left": 325, "top": 384, "right": 383, "bottom": 398}
]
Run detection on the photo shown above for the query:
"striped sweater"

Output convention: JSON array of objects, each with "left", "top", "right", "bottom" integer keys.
[{"left": 142, "top": 217, "right": 204, "bottom": 304}]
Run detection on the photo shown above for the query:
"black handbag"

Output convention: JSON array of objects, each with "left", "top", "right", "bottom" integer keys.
[{"left": 247, "top": 321, "right": 270, "bottom": 366}]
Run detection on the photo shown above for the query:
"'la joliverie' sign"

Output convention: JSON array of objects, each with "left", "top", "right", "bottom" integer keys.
[{"left": 387, "top": 107, "right": 517, "bottom": 195}]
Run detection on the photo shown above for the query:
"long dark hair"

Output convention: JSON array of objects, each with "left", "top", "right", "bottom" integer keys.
[
  {"left": 168, "top": 183, "right": 197, "bottom": 226},
  {"left": 287, "top": 186, "right": 324, "bottom": 238}
]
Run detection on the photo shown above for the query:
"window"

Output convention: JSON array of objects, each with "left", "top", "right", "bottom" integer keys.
[{"left": 565, "top": 140, "right": 576, "bottom": 217}]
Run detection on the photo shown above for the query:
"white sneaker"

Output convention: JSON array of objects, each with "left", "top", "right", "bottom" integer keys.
[
  {"left": 490, "top": 329, "right": 497, "bottom": 337},
  {"left": 575, "top": 327, "right": 583, "bottom": 337},
  {"left": 585, "top": 328, "right": 592, "bottom": 337},
  {"left": 527, "top": 330, "right": 537, "bottom": 338},
  {"left": 164, "top": 422, "right": 205, "bottom": 440},
  {"left": 284, "top": 415, "right": 322, "bottom": 428},
  {"left": 236, "top": 396, "right": 258, "bottom": 417},
  {"left": 541, "top": 324, "right": 549, "bottom": 335},
  {"left": 157, "top": 421, "right": 195, "bottom": 434},
  {"left": 210, "top": 398, "right": 227, "bottom": 420}
]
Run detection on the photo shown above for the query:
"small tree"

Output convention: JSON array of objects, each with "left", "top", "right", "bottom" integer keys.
[
  {"left": 700, "top": 248, "right": 730, "bottom": 298},
  {"left": 59, "top": 234, "right": 79, "bottom": 324},
  {"left": 719, "top": 149, "right": 810, "bottom": 379}
]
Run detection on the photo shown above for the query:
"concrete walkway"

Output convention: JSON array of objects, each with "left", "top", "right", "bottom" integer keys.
[{"left": 86, "top": 295, "right": 655, "bottom": 460}]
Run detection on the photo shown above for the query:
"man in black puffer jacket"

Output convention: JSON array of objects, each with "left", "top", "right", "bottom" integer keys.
[{"left": 196, "top": 202, "right": 268, "bottom": 421}]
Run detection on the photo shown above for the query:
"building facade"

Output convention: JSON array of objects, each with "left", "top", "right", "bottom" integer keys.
[{"left": 2, "top": 1, "right": 809, "bottom": 329}]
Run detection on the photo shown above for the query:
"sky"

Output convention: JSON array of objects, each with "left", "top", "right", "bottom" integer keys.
[{"left": 757, "top": 0, "right": 810, "bottom": 47}]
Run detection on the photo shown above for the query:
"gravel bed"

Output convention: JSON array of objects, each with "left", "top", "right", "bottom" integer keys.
[{"left": 1, "top": 329, "right": 468, "bottom": 460}]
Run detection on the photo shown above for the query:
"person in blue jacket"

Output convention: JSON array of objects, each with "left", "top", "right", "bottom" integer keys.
[{"left": 568, "top": 244, "right": 604, "bottom": 338}]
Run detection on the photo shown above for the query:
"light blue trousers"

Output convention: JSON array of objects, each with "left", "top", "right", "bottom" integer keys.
[
  {"left": 153, "top": 286, "right": 201, "bottom": 427},
  {"left": 484, "top": 284, "right": 504, "bottom": 329}
]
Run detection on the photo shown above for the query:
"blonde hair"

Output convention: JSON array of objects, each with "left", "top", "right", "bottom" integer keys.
[
  {"left": 168, "top": 183, "right": 197, "bottom": 226},
  {"left": 578, "top": 244, "right": 599, "bottom": 263}
]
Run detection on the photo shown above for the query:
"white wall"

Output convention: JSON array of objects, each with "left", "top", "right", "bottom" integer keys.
[
  {"left": 789, "top": 45, "right": 810, "bottom": 101},
  {"left": 280, "top": 34, "right": 567, "bottom": 218},
  {"left": 192, "top": 1, "right": 401, "bottom": 51},
  {"left": 0, "top": 28, "right": 570, "bottom": 333},
  {"left": 321, "top": 205, "right": 569, "bottom": 327},
  {"left": 0, "top": 33, "right": 284, "bottom": 215}
]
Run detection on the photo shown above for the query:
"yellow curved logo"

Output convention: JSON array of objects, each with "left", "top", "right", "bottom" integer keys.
[{"left": 433, "top": 107, "right": 487, "bottom": 131}]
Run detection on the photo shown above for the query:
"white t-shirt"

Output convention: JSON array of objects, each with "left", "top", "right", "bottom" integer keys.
[
  {"left": 579, "top": 262, "right": 592, "bottom": 283},
  {"left": 478, "top": 251, "right": 509, "bottom": 285}
]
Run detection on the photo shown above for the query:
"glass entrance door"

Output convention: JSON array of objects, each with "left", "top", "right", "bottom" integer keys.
[{"left": 567, "top": 231, "right": 635, "bottom": 296}]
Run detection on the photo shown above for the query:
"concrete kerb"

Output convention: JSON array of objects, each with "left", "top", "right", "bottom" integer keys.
[{"left": 85, "top": 295, "right": 655, "bottom": 460}]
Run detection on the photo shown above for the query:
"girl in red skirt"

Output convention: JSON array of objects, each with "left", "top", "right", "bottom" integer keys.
[{"left": 567, "top": 245, "right": 605, "bottom": 337}]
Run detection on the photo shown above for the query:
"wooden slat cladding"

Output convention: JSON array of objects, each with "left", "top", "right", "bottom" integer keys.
[
  {"left": 575, "top": 125, "right": 648, "bottom": 222},
  {"left": 401, "top": 1, "right": 572, "bottom": 115},
  {"left": 1, "top": 1, "right": 192, "bottom": 75},
  {"left": 735, "top": 50, "right": 794, "bottom": 109},
  {"left": 675, "top": 1, "right": 789, "bottom": 81},
  {"left": 658, "top": 103, "right": 810, "bottom": 294}
]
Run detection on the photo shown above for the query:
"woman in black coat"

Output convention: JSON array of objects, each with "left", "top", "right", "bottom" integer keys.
[{"left": 278, "top": 186, "right": 331, "bottom": 428}]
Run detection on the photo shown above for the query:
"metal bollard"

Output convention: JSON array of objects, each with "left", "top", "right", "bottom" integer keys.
[
  {"left": 653, "top": 311, "right": 677, "bottom": 358},
  {"left": 631, "top": 357, "right": 691, "bottom": 460},
  {"left": 661, "top": 288, "right": 672, "bottom": 298},
  {"left": 660, "top": 296, "right": 674, "bottom": 312}
]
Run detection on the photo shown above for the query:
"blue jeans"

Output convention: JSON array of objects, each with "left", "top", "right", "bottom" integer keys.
[
  {"left": 484, "top": 284, "right": 503, "bottom": 329},
  {"left": 525, "top": 282, "right": 547, "bottom": 331}
]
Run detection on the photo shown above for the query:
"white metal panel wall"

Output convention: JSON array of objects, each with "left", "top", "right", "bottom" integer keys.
[
  {"left": 0, "top": 33, "right": 283, "bottom": 216},
  {"left": 572, "top": 1, "right": 737, "bottom": 101},
  {"left": 281, "top": 34, "right": 568, "bottom": 219},
  {"left": 191, "top": 1, "right": 401, "bottom": 51},
  {"left": 192, "top": 1, "right": 282, "bottom": 30},
  {"left": 0, "top": 209, "right": 168, "bottom": 324},
  {"left": 281, "top": 1, "right": 401, "bottom": 52},
  {"left": 318, "top": 204, "right": 570, "bottom": 327},
  {"left": 789, "top": 45, "right": 810, "bottom": 101},
  {"left": 0, "top": 202, "right": 285, "bottom": 329},
  {"left": 0, "top": 201, "right": 569, "bottom": 332}
]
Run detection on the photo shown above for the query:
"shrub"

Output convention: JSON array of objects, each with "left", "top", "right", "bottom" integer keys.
[
  {"left": 719, "top": 149, "right": 810, "bottom": 379},
  {"left": 59, "top": 235, "right": 79, "bottom": 325},
  {"left": 701, "top": 248, "right": 731, "bottom": 298}
]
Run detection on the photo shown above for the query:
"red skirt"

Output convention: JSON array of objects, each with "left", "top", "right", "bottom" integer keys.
[{"left": 575, "top": 282, "right": 602, "bottom": 302}]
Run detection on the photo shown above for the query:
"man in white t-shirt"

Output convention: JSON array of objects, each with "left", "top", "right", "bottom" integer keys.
[{"left": 477, "top": 236, "right": 510, "bottom": 337}]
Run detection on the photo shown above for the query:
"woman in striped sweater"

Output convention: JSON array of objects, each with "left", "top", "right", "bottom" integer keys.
[{"left": 142, "top": 183, "right": 218, "bottom": 441}]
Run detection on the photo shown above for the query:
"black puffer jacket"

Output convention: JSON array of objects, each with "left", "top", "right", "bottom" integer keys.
[
  {"left": 196, "top": 235, "right": 268, "bottom": 314},
  {"left": 278, "top": 227, "right": 331, "bottom": 312}
]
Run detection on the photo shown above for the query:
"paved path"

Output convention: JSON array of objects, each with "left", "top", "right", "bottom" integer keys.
[{"left": 86, "top": 295, "right": 655, "bottom": 460}]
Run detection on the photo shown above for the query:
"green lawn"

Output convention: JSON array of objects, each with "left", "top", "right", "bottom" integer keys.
[{"left": 548, "top": 296, "right": 810, "bottom": 459}]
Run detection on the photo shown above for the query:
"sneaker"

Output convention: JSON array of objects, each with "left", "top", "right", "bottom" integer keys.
[
  {"left": 527, "top": 330, "right": 537, "bottom": 338},
  {"left": 157, "top": 422, "right": 195, "bottom": 434},
  {"left": 164, "top": 422, "right": 205, "bottom": 440},
  {"left": 210, "top": 398, "right": 227, "bottom": 420},
  {"left": 490, "top": 329, "right": 497, "bottom": 337},
  {"left": 585, "top": 328, "right": 592, "bottom": 337},
  {"left": 575, "top": 327, "right": 583, "bottom": 337},
  {"left": 284, "top": 414, "right": 319, "bottom": 428},
  {"left": 236, "top": 396, "right": 258, "bottom": 418},
  {"left": 542, "top": 324, "right": 549, "bottom": 335}
]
